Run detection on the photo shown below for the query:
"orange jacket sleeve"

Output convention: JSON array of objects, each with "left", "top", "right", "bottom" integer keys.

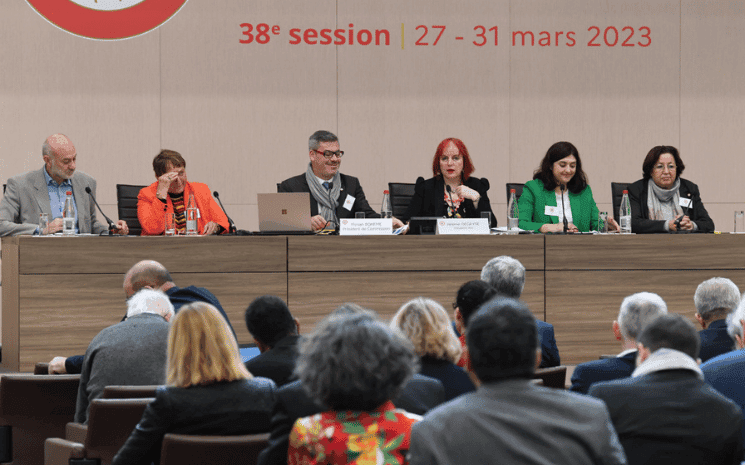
[{"left": 137, "top": 182, "right": 229, "bottom": 235}]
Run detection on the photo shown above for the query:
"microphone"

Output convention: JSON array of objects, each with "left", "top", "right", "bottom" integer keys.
[
  {"left": 446, "top": 185, "right": 456, "bottom": 217},
  {"left": 212, "top": 191, "right": 236, "bottom": 234},
  {"left": 85, "top": 186, "right": 117, "bottom": 235},
  {"left": 326, "top": 182, "right": 339, "bottom": 234},
  {"left": 560, "top": 184, "right": 569, "bottom": 234}
]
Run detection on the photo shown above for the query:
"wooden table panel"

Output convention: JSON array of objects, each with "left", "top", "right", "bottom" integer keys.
[
  {"left": 17, "top": 236, "right": 287, "bottom": 274},
  {"left": 288, "top": 235, "right": 545, "bottom": 272},
  {"left": 546, "top": 234, "right": 745, "bottom": 270},
  {"left": 546, "top": 270, "right": 745, "bottom": 365},
  {"left": 288, "top": 271, "right": 545, "bottom": 333}
]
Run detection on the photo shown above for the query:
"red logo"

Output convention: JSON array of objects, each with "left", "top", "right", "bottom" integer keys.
[{"left": 25, "top": 0, "right": 188, "bottom": 40}]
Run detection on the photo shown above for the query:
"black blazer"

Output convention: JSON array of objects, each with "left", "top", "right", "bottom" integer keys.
[
  {"left": 699, "top": 319, "right": 736, "bottom": 363},
  {"left": 256, "top": 374, "right": 446, "bottom": 465},
  {"left": 244, "top": 335, "right": 300, "bottom": 387},
  {"left": 112, "top": 378, "right": 276, "bottom": 465},
  {"left": 569, "top": 350, "right": 637, "bottom": 394},
  {"left": 404, "top": 176, "right": 495, "bottom": 226},
  {"left": 589, "top": 369, "right": 743, "bottom": 465},
  {"left": 628, "top": 178, "right": 714, "bottom": 233},
  {"left": 278, "top": 173, "right": 378, "bottom": 219}
]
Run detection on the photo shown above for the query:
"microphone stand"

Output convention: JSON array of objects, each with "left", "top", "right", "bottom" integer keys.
[
  {"left": 326, "top": 182, "right": 339, "bottom": 235},
  {"left": 560, "top": 184, "right": 569, "bottom": 234},
  {"left": 212, "top": 191, "right": 236, "bottom": 234},
  {"left": 85, "top": 186, "right": 116, "bottom": 235}
]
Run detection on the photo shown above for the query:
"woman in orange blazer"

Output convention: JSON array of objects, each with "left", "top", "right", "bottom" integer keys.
[{"left": 138, "top": 150, "right": 229, "bottom": 235}]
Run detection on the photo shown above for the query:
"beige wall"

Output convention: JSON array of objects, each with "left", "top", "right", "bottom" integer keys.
[{"left": 2, "top": 1, "right": 743, "bottom": 231}]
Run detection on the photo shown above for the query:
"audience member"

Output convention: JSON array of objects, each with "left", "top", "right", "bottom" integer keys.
[
  {"left": 570, "top": 292, "right": 667, "bottom": 394},
  {"left": 112, "top": 302, "right": 276, "bottom": 465},
  {"left": 257, "top": 305, "right": 445, "bottom": 465},
  {"left": 453, "top": 280, "right": 497, "bottom": 368},
  {"left": 0, "top": 133, "right": 127, "bottom": 236},
  {"left": 49, "top": 259, "right": 236, "bottom": 374},
  {"left": 590, "top": 313, "right": 743, "bottom": 465},
  {"left": 287, "top": 312, "right": 420, "bottom": 464},
  {"left": 74, "top": 289, "right": 173, "bottom": 423},
  {"left": 694, "top": 277, "right": 740, "bottom": 362},
  {"left": 409, "top": 298, "right": 627, "bottom": 465},
  {"left": 244, "top": 295, "right": 300, "bottom": 386},
  {"left": 278, "top": 130, "right": 402, "bottom": 231},
  {"left": 702, "top": 297, "right": 745, "bottom": 448},
  {"left": 481, "top": 255, "right": 560, "bottom": 367},
  {"left": 392, "top": 297, "right": 476, "bottom": 400}
]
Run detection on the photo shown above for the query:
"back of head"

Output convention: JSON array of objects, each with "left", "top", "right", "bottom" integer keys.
[
  {"left": 390, "top": 297, "right": 461, "bottom": 362},
  {"left": 125, "top": 260, "right": 172, "bottom": 295},
  {"left": 332, "top": 302, "right": 376, "bottom": 317},
  {"left": 468, "top": 298, "right": 538, "bottom": 382},
  {"left": 694, "top": 277, "right": 740, "bottom": 322},
  {"left": 126, "top": 289, "right": 174, "bottom": 320},
  {"left": 244, "top": 295, "right": 296, "bottom": 347},
  {"left": 308, "top": 130, "right": 338, "bottom": 151},
  {"left": 295, "top": 313, "right": 417, "bottom": 411},
  {"left": 638, "top": 314, "right": 700, "bottom": 360},
  {"left": 480, "top": 256, "right": 525, "bottom": 298},
  {"left": 456, "top": 280, "right": 498, "bottom": 327},
  {"left": 617, "top": 292, "right": 668, "bottom": 341},
  {"left": 167, "top": 302, "right": 249, "bottom": 387}
]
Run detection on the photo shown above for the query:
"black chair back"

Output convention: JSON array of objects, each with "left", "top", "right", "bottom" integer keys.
[
  {"left": 388, "top": 182, "right": 416, "bottom": 220},
  {"left": 506, "top": 183, "right": 525, "bottom": 204},
  {"left": 611, "top": 182, "right": 631, "bottom": 221},
  {"left": 116, "top": 184, "right": 147, "bottom": 236}
]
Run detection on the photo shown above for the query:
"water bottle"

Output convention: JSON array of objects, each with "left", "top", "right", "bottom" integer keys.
[
  {"left": 381, "top": 190, "right": 392, "bottom": 219},
  {"left": 507, "top": 189, "right": 519, "bottom": 234},
  {"left": 619, "top": 190, "right": 632, "bottom": 234},
  {"left": 186, "top": 193, "right": 198, "bottom": 235},
  {"left": 62, "top": 191, "right": 75, "bottom": 235}
]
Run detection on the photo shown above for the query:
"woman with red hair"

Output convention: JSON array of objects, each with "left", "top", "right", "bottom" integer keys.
[{"left": 405, "top": 138, "right": 495, "bottom": 226}]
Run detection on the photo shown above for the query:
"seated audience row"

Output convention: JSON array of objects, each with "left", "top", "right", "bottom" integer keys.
[{"left": 0, "top": 131, "right": 716, "bottom": 236}]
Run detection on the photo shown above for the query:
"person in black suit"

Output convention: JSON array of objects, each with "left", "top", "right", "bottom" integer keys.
[
  {"left": 480, "top": 256, "right": 561, "bottom": 367},
  {"left": 570, "top": 292, "right": 668, "bottom": 394},
  {"left": 404, "top": 137, "right": 495, "bottom": 226},
  {"left": 278, "top": 130, "right": 403, "bottom": 231},
  {"left": 112, "top": 302, "right": 276, "bottom": 465},
  {"left": 589, "top": 314, "right": 743, "bottom": 465},
  {"left": 694, "top": 277, "right": 739, "bottom": 362},
  {"left": 628, "top": 145, "right": 714, "bottom": 233},
  {"left": 244, "top": 295, "right": 300, "bottom": 387}
]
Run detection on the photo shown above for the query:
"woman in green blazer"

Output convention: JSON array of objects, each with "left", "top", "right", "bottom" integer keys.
[{"left": 518, "top": 141, "right": 618, "bottom": 233}]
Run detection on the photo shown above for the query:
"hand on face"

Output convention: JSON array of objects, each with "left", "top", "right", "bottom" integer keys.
[{"left": 156, "top": 165, "right": 187, "bottom": 198}]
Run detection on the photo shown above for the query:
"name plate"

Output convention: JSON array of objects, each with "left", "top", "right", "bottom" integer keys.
[
  {"left": 339, "top": 218, "right": 393, "bottom": 235},
  {"left": 436, "top": 218, "right": 490, "bottom": 235}
]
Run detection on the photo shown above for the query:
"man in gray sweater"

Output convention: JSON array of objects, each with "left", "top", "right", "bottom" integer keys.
[{"left": 74, "top": 289, "right": 173, "bottom": 423}]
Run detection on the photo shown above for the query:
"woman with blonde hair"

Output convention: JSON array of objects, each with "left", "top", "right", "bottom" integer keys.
[
  {"left": 391, "top": 297, "right": 475, "bottom": 401},
  {"left": 113, "top": 302, "right": 276, "bottom": 465}
]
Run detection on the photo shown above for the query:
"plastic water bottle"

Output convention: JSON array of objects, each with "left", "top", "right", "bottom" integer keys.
[
  {"left": 186, "top": 193, "right": 198, "bottom": 235},
  {"left": 381, "top": 190, "right": 392, "bottom": 219},
  {"left": 507, "top": 189, "right": 519, "bottom": 234},
  {"left": 619, "top": 190, "right": 632, "bottom": 234},
  {"left": 62, "top": 191, "right": 75, "bottom": 235}
]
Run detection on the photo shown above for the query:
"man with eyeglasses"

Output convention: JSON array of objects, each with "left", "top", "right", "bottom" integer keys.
[{"left": 278, "top": 130, "right": 403, "bottom": 231}]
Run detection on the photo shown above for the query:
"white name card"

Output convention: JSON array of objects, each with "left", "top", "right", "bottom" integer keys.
[
  {"left": 436, "top": 218, "right": 490, "bottom": 235},
  {"left": 339, "top": 218, "right": 393, "bottom": 235}
]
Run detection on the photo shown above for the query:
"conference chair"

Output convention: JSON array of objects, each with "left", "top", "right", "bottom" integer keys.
[
  {"left": 0, "top": 373, "right": 80, "bottom": 465},
  {"left": 159, "top": 432, "right": 270, "bottom": 465},
  {"left": 611, "top": 182, "right": 631, "bottom": 222},
  {"left": 534, "top": 366, "right": 568, "bottom": 389},
  {"left": 115, "top": 184, "right": 147, "bottom": 236},
  {"left": 387, "top": 182, "right": 416, "bottom": 220},
  {"left": 44, "top": 397, "right": 153, "bottom": 465},
  {"left": 505, "top": 183, "right": 525, "bottom": 203},
  {"left": 101, "top": 385, "right": 159, "bottom": 399}
]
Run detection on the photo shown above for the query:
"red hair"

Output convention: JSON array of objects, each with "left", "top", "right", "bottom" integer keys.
[{"left": 431, "top": 138, "right": 475, "bottom": 181}]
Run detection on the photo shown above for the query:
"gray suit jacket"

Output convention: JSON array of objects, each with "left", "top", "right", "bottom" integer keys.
[
  {"left": 0, "top": 167, "right": 107, "bottom": 236},
  {"left": 409, "top": 379, "right": 627, "bottom": 465}
]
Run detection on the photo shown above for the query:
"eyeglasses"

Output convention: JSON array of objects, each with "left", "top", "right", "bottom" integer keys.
[
  {"left": 653, "top": 164, "right": 676, "bottom": 172},
  {"left": 314, "top": 150, "right": 344, "bottom": 159}
]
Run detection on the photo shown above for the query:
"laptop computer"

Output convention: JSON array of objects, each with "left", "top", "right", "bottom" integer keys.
[{"left": 256, "top": 193, "right": 314, "bottom": 235}]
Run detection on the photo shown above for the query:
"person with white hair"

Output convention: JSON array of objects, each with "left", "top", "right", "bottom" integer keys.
[
  {"left": 570, "top": 292, "right": 667, "bottom": 394},
  {"left": 702, "top": 295, "right": 745, "bottom": 449},
  {"left": 694, "top": 277, "right": 740, "bottom": 362},
  {"left": 73, "top": 289, "right": 174, "bottom": 424}
]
